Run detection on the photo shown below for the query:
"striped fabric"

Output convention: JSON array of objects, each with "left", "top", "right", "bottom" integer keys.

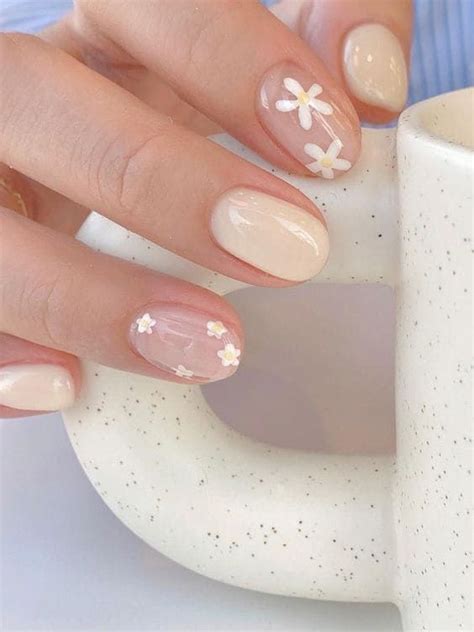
[
  {"left": 408, "top": 0, "right": 474, "bottom": 105},
  {"left": 0, "top": 0, "right": 473, "bottom": 104}
]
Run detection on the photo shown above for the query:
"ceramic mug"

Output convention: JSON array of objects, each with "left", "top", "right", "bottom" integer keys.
[{"left": 65, "top": 88, "right": 473, "bottom": 631}]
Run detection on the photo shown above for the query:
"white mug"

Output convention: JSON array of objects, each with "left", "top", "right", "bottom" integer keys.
[{"left": 65, "top": 88, "right": 473, "bottom": 631}]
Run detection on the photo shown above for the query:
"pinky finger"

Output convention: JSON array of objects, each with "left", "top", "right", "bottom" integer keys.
[{"left": 0, "top": 334, "right": 80, "bottom": 418}]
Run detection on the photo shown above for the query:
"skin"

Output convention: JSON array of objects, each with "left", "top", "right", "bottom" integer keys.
[{"left": 0, "top": 0, "right": 412, "bottom": 417}]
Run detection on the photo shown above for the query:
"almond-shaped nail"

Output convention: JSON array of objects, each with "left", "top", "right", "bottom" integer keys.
[
  {"left": 211, "top": 188, "right": 329, "bottom": 281},
  {"left": 0, "top": 364, "right": 75, "bottom": 411},
  {"left": 130, "top": 305, "right": 242, "bottom": 383},
  {"left": 257, "top": 62, "right": 360, "bottom": 177},
  {"left": 343, "top": 24, "right": 408, "bottom": 112}
]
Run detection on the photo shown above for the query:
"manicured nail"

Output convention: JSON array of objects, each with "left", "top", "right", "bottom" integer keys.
[
  {"left": 130, "top": 305, "right": 242, "bottom": 382},
  {"left": 211, "top": 188, "right": 329, "bottom": 281},
  {"left": 257, "top": 62, "right": 359, "bottom": 177},
  {"left": 343, "top": 24, "right": 408, "bottom": 112},
  {"left": 0, "top": 364, "right": 75, "bottom": 411}
]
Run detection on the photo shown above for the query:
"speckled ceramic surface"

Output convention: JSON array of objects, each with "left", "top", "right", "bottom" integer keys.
[{"left": 64, "top": 89, "right": 473, "bottom": 631}]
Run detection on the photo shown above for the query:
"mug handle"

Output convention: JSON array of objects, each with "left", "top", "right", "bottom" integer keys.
[{"left": 69, "top": 127, "right": 398, "bottom": 603}]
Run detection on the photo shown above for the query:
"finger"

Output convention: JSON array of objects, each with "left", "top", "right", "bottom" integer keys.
[
  {"left": 0, "top": 163, "right": 90, "bottom": 235},
  {"left": 0, "top": 33, "right": 329, "bottom": 286},
  {"left": 274, "top": 0, "right": 412, "bottom": 123},
  {"left": 76, "top": 0, "right": 361, "bottom": 176},
  {"left": 0, "top": 167, "right": 82, "bottom": 418},
  {"left": 0, "top": 335, "right": 80, "bottom": 418},
  {"left": 0, "top": 209, "right": 244, "bottom": 385},
  {"left": 40, "top": 18, "right": 222, "bottom": 137}
]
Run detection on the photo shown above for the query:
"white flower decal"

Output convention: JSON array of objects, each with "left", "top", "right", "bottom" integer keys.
[
  {"left": 217, "top": 343, "right": 241, "bottom": 368},
  {"left": 174, "top": 365, "right": 194, "bottom": 378},
  {"left": 135, "top": 313, "right": 156, "bottom": 334},
  {"left": 207, "top": 320, "right": 228, "bottom": 339},
  {"left": 275, "top": 78, "right": 333, "bottom": 131},
  {"left": 304, "top": 138, "right": 352, "bottom": 179}
]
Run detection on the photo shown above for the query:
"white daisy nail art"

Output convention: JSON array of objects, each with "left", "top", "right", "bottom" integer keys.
[
  {"left": 174, "top": 365, "right": 194, "bottom": 378},
  {"left": 275, "top": 77, "right": 333, "bottom": 131},
  {"left": 207, "top": 320, "right": 228, "bottom": 339},
  {"left": 304, "top": 138, "right": 352, "bottom": 178},
  {"left": 217, "top": 343, "right": 241, "bottom": 368},
  {"left": 135, "top": 313, "right": 157, "bottom": 334}
]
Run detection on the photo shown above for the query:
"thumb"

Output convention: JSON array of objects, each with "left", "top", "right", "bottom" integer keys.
[{"left": 272, "top": 0, "right": 413, "bottom": 123}]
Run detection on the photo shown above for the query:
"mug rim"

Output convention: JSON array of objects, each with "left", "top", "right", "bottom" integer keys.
[{"left": 397, "top": 87, "right": 474, "bottom": 160}]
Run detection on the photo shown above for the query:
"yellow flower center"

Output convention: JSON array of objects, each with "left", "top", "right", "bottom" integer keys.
[
  {"left": 224, "top": 351, "right": 234, "bottom": 360},
  {"left": 297, "top": 91, "right": 310, "bottom": 106},
  {"left": 321, "top": 156, "right": 333, "bottom": 168}
]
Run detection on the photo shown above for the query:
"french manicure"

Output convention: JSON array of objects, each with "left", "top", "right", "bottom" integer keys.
[
  {"left": 129, "top": 305, "right": 242, "bottom": 382},
  {"left": 343, "top": 24, "right": 408, "bottom": 112},
  {"left": 211, "top": 188, "right": 329, "bottom": 281},
  {"left": 0, "top": 363, "right": 75, "bottom": 411},
  {"left": 257, "top": 62, "right": 359, "bottom": 177}
]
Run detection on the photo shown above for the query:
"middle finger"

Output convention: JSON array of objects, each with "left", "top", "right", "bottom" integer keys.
[{"left": 77, "top": 0, "right": 361, "bottom": 176}]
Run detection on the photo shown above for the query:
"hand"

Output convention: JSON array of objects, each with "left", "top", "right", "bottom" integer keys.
[{"left": 0, "top": 0, "right": 412, "bottom": 416}]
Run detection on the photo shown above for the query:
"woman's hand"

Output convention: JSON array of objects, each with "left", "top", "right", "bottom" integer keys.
[{"left": 0, "top": 0, "right": 412, "bottom": 416}]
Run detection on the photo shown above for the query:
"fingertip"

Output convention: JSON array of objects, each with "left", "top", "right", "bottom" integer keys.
[
  {"left": 0, "top": 335, "right": 81, "bottom": 417},
  {"left": 342, "top": 23, "right": 409, "bottom": 120},
  {"left": 291, "top": 0, "right": 412, "bottom": 124}
]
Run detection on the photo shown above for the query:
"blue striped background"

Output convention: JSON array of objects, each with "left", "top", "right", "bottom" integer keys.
[{"left": 408, "top": 0, "right": 473, "bottom": 105}]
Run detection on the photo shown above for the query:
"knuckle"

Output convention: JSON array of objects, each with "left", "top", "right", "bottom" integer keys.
[
  {"left": 2, "top": 264, "right": 74, "bottom": 349},
  {"left": 180, "top": 9, "right": 227, "bottom": 74},
  {"left": 0, "top": 210, "right": 74, "bottom": 349},
  {"left": 25, "top": 274, "right": 68, "bottom": 347},
  {"left": 35, "top": 275, "right": 73, "bottom": 348},
  {"left": 94, "top": 131, "right": 166, "bottom": 224},
  {"left": 178, "top": 1, "right": 257, "bottom": 77}
]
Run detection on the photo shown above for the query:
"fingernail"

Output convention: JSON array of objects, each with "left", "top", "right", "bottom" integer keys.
[
  {"left": 343, "top": 24, "right": 408, "bottom": 112},
  {"left": 257, "top": 62, "right": 359, "bottom": 177},
  {"left": 211, "top": 188, "right": 329, "bottom": 281},
  {"left": 0, "top": 364, "right": 75, "bottom": 411},
  {"left": 129, "top": 305, "right": 242, "bottom": 382}
]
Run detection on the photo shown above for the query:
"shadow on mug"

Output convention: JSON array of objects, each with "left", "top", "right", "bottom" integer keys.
[{"left": 203, "top": 283, "right": 396, "bottom": 455}]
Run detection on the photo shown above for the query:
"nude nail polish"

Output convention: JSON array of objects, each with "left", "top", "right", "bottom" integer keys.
[
  {"left": 211, "top": 188, "right": 329, "bottom": 281},
  {"left": 129, "top": 305, "right": 242, "bottom": 382},
  {"left": 343, "top": 24, "right": 408, "bottom": 112},
  {"left": 257, "top": 62, "right": 360, "bottom": 177},
  {"left": 0, "top": 364, "right": 75, "bottom": 411}
]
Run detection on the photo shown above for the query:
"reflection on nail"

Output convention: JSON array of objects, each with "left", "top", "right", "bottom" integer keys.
[
  {"left": 0, "top": 364, "right": 75, "bottom": 411},
  {"left": 343, "top": 24, "right": 408, "bottom": 112},
  {"left": 211, "top": 188, "right": 329, "bottom": 281}
]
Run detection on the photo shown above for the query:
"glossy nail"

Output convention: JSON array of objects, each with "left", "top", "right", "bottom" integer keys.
[
  {"left": 343, "top": 24, "right": 408, "bottom": 112},
  {"left": 211, "top": 188, "right": 329, "bottom": 281},
  {"left": 0, "top": 364, "right": 75, "bottom": 411},
  {"left": 130, "top": 305, "right": 242, "bottom": 382},
  {"left": 257, "top": 62, "right": 360, "bottom": 177}
]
